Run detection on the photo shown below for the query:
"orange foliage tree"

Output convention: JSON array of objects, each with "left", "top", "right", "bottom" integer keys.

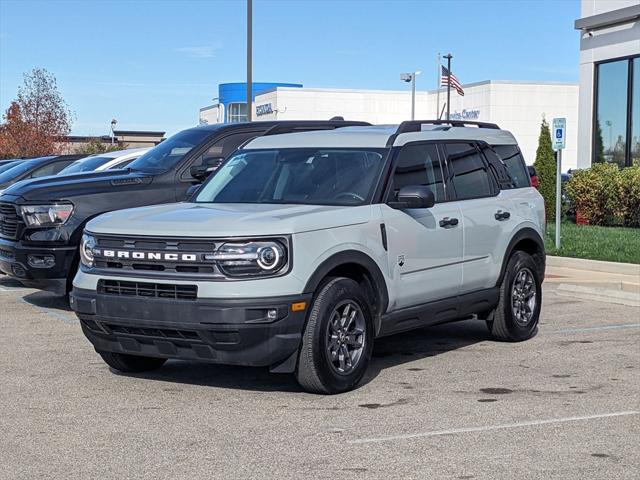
[{"left": 0, "top": 68, "right": 73, "bottom": 159}]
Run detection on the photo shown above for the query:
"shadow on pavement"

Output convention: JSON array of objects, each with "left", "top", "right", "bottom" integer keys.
[
  {"left": 108, "top": 318, "right": 490, "bottom": 393},
  {"left": 22, "top": 291, "right": 72, "bottom": 311}
]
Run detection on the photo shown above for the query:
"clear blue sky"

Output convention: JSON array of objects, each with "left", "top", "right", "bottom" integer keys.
[{"left": 0, "top": 0, "right": 580, "bottom": 136}]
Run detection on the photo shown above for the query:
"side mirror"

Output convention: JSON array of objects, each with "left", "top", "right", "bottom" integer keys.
[
  {"left": 190, "top": 156, "right": 224, "bottom": 182},
  {"left": 390, "top": 185, "right": 435, "bottom": 209}
]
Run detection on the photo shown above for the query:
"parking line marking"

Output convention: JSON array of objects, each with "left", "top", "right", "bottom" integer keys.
[
  {"left": 349, "top": 411, "right": 639, "bottom": 445},
  {"left": 552, "top": 323, "right": 640, "bottom": 334}
]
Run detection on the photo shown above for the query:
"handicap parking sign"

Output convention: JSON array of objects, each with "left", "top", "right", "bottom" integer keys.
[{"left": 552, "top": 118, "right": 566, "bottom": 150}]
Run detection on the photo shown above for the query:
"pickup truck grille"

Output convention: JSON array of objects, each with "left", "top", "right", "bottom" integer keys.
[
  {"left": 0, "top": 203, "right": 19, "bottom": 239},
  {"left": 92, "top": 235, "right": 225, "bottom": 278}
]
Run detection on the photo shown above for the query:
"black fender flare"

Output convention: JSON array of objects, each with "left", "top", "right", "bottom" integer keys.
[
  {"left": 304, "top": 250, "right": 390, "bottom": 334},
  {"left": 496, "top": 227, "right": 546, "bottom": 287}
]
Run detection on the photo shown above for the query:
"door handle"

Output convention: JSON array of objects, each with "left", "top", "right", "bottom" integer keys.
[
  {"left": 439, "top": 217, "right": 459, "bottom": 228},
  {"left": 495, "top": 210, "right": 511, "bottom": 221}
]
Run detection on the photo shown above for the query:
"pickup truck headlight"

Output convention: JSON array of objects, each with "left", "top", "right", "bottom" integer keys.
[
  {"left": 20, "top": 204, "right": 74, "bottom": 227},
  {"left": 80, "top": 233, "right": 97, "bottom": 268},
  {"left": 212, "top": 240, "right": 288, "bottom": 277}
]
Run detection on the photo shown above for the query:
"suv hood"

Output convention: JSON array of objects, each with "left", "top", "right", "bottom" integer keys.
[
  {"left": 87, "top": 203, "right": 372, "bottom": 237},
  {"left": 2, "top": 169, "right": 152, "bottom": 202}
]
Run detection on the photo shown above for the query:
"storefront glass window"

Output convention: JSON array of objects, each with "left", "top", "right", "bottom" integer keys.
[
  {"left": 594, "top": 56, "right": 640, "bottom": 167},
  {"left": 595, "top": 60, "right": 628, "bottom": 167},
  {"left": 227, "top": 103, "right": 248, "bottom": 123},
  {"left": 632, "top": 59, "right": 639, "bottom": 166}
]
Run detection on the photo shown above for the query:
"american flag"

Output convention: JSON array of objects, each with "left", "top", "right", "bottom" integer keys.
[{"left": 441, "top": 65, "right": 464, "bottom": 96}]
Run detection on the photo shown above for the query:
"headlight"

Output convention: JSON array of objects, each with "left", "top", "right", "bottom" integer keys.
[
  {"left": 80, "top": 233, "right": 96, "bottom": 268},
  {"left": 211, "top": 240, "right": 287, "bottom": 277},
  {"left": 21, "top": 204, "right": 74, "bottom": 227}
]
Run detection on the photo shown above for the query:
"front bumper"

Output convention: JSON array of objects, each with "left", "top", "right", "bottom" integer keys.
[
  {"left": 0, "top": 237, "right": 76, "bottom": 294},
  {"left": 70, "top": 287, "right": 312, "bottom": 372}
]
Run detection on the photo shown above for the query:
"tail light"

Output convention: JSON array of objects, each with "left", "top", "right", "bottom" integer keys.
[{"left": 530, "top": 175, "right": 539, "bottom": 189}]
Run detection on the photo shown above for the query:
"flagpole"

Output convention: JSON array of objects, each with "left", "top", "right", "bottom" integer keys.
[
  {"left": 436, "top": 52, "right": 441, "bottom": 119},
  {"left": 444, "top": 53, "right": 452, "bottom": 121}
]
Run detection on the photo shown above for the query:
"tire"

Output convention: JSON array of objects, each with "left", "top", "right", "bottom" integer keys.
[
  {"left": 98, "top": 351, "right": 167, "bottom": 373},
  {"left": 488, "top": 251, "right": 542, "bottom": 342},
  {"left": 296, "top": 277, "right": 374, "bottom": 394}
]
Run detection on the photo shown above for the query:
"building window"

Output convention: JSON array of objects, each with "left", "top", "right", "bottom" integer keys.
[
  {"left": 632, "top": 58, "right": 640, "bottom": 166},
  {"left": 227, "top": 102, "right": 247, "bottom": 123},
  {"left": 593, "top": 56, "right": 640, "bottom": 167}
]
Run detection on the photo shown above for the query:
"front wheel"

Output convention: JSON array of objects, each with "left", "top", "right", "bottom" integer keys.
[
  {"left": 98, "top": 351, "right": 167, "bottom": 373},
  {"left": 296, "top": 277, "right": 374, "bottom": 394},
  {"left": 488, "top": 251, "right": 542, "bottom": 342}
]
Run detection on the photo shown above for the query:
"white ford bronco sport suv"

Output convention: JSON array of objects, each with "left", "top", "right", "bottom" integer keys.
[{"left": 71, "top": 120, "right": 546, "bottom": 394}]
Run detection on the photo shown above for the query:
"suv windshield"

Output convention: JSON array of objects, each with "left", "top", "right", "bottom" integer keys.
[
  {"left": 58, "top": 156, "right": 112, "bottom": 175},
  {"left": 127, "top": 128, "right": 212, "bottom": 174},
  {"left": 195, "top": 148, "right": 387, "bottom": 206}
]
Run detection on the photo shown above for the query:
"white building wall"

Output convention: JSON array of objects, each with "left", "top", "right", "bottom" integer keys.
[
  {"left": 199, "top": 105, "right": 222, "bottom": 125},
  {"left": 491, "top": 82, "right": 578, "bottom": 169},
  {"left": 576, "top": 0, "right": 640, "bottom": 168},
  {"left": 254, "top": 82, "right": 579, "bottom": 170}
]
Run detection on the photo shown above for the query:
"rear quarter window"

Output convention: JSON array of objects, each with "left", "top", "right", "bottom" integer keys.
[{"left": 492, "top": 145, "right": 530, "bottom": 188}]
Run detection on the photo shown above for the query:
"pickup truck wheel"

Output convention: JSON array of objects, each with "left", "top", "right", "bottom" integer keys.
[
  {"left": 488, "top": 251, "right": 541, "bottom": 342},
  {"left": 296, "top": 277, "right": 373, "bottom": 394},
  {"left": 98, "top": 351, "right": 167, "bottom": 373}
]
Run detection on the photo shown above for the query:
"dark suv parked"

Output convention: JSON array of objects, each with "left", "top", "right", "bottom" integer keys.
[
  {"left": 0, "top": 155, "right": 82, "bottom": 192},
  {"left": 0, "top": 121, "right": 368, "bottom": 294}
]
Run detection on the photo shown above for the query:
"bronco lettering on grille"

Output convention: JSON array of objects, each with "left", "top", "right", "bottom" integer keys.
[{"left": 97, "top": 250, "right": 198, "bottom": 262}]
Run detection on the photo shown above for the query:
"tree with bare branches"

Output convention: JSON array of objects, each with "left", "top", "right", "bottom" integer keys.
[{"left": 0, "top": 68, "right": 74, "bottom": 159}]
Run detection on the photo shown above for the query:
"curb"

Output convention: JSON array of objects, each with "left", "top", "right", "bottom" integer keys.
[
  {"left": 555, "top": 283, "right": 640, "bottom": 307},
  {"left": 547, "top": 256, "right": 640, "bottom": 277}
]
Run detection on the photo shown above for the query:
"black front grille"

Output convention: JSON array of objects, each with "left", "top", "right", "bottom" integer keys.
[
  {"left": 105, "top": 323, "right": 201, "bottom": 341},
  {"left": 98, "top": 279, "right": 198, "bottom": 300},
  {"left": 93, "top": 235, "right": 223, "bottom": 278},
  {"left": 0, "top": 203, "right": 19, "bottom": 239}
]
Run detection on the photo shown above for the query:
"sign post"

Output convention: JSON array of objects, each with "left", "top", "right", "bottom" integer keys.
[{"left": 552, "top": 118, "right": 566, "bottom": 250}]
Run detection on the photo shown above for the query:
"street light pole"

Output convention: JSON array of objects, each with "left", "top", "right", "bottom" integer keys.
[
  {"left": 110, "top": 118, "right": 117, "bottom": 145},
  {"left": 246, "top": 0, "right": 253, "bottom": 122},
  {"left": 401, "top": 71, "right": 421, "bottom": 120},
  {"left": 411, "top": 74, "right": 416, "bottom": 120}
]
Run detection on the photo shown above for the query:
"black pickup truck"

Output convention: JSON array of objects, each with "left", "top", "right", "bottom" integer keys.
[{"left": 0, "top": 120, "right": 368, "bottom": 294}]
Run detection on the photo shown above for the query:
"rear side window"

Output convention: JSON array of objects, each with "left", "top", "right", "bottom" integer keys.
[
  {"left": 30, "top": 160, "right": 73, "bottom": 178},
  {"left": 389, "top": 144, "right": 445, "bottom": 202},
  {"left": 444, "top": 143, "right": 493, "bottom": 200},
  {"left": 493, "top": 145, "right": 530, "bottom": 188}
]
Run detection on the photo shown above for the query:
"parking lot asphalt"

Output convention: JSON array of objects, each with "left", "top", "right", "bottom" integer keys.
[{"left": 0, "top": 276, "right": 638, "bottom": 480}]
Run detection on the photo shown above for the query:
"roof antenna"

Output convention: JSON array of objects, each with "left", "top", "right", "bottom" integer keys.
[{"left": 330, "top": 116, "right": 345, "bottom": 121}]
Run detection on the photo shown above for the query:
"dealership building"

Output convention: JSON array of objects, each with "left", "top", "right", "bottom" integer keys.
[
  {"left": 200, "top": 80, "right": 579, "bottom": 170},
  {"left": 575, "top": 0, "right": 640, "bottom": 169}
]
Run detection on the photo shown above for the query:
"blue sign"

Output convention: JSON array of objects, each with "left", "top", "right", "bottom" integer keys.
[
  {"left": 552, "top": 118, "right": 566, "bottom": 150},
  {"left": 256, "top": 103, "right": 274, "bottom": 117}
]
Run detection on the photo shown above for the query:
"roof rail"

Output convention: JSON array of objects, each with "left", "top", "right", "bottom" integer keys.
[
  {"left": 395, "top": 119, "right": 500, "bottom": 135},
  {"left": 261, "top": 120, "right": 370, "bottom": 137},
  {"left": 385, "top": 120, "right": 500, "bottom": 146}
]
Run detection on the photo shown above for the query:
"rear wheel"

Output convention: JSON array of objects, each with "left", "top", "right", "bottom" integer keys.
[
  {"left": 296, "top": 277, "right": 373, "bottom": 394},
  {"left": 488, "top": 251, "right": 541, "bottom": 342},
  {"left": 98, "top": 351, "right": 167, "bottom": 373}
]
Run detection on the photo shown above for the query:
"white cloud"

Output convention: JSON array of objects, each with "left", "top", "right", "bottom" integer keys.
[{"left": 173, "top": 42, "right": 223, "bottom": 58}]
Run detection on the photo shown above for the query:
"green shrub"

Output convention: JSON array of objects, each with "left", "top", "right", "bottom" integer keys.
[
  {"left": 619, "top": 166, "right": 640, "bottom": 227},
  {"left": 533, "top": 118, "right": 557, "bottom": 222},
  {"left": 566, "top": 163, "right": 621, "bottom": 226}
]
